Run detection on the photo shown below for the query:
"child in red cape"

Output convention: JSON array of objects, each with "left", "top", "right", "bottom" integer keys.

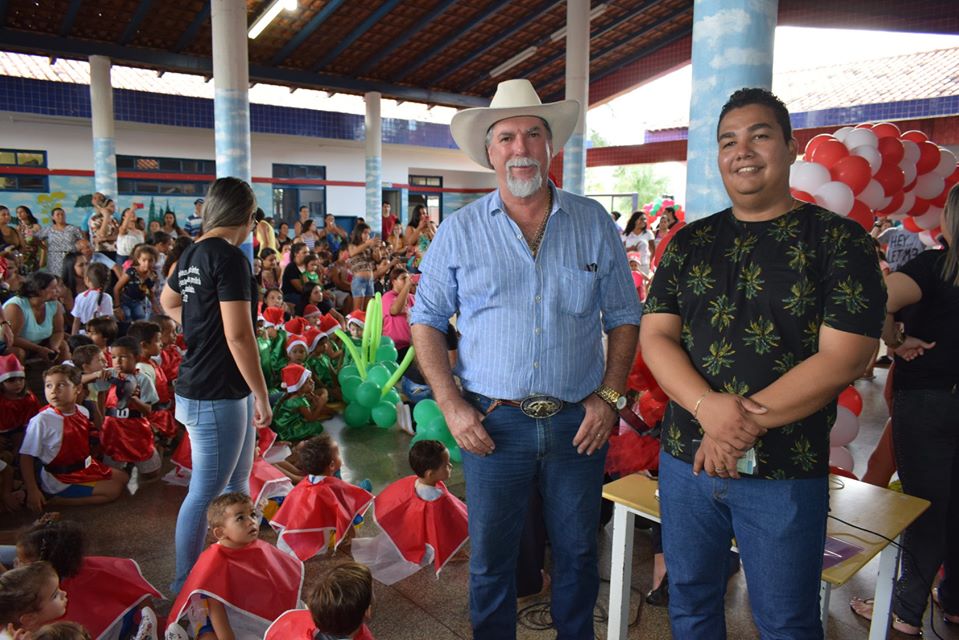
[
  {"left": 126, "top": 321, "right": 177, "bottom": 446},
  {"left": 266, "top": 563, "right": 375, "bottom": 640},
  {"left": 352, "top": 440, "right": 468, "bottom": 585},
  {"left": 270, "top": 434, "right": 373, "bottom": 561},
  {"left": 0, "top": 353, "right": 41, "bottom": 456},
  {"left": 165, "top": 493, "right": 303, "bottom": 640}
]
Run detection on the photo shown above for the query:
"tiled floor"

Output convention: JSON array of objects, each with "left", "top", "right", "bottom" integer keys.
[{"left": 5, "top": 366, "right": 958, "bottom": 639}]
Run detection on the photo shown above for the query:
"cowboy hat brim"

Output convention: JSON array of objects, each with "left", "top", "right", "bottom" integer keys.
[{"left": 450, "top": 99, "right": 581, "bottom": 169}]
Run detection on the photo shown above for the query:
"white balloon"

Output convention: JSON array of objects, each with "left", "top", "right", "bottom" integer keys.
[
  {"left": 896, "top": 191, "right": 916, "bottom": 216},
  {"left": 933, "top": 148, "right": 956, "bottom": 177},
  {"left": 901, "top": 161, "right": 918, "bottom": 189},
  {"left": 859, "top": 180, "right": 885, "bottom": 210},
  {"left": 790, "top": 161, "right": 831, "bottom": 194},
  {"left": 829, "top": 446, "right": 855, "bottom": 473},
  {"left": 914, "top": 173, "right": 946, "bottom": 200},
  {"left": 845, "top": 128, "right": 879, "bottom": 150},
  {"left": 852, "top": 145, "right": 882, "bottom": 175},
  {"left": 814, "top": 181, "right": 855, "bottom": 216},
  {"left": 830, "top": 406, "right": 860, "bottom": 446},
  {"left": 916, "top": 207, "right": 942, "bottom": 230},
  {"left": 878, "top": 195, "right": 893, "bottom": 210},
  {"left": 901, "top": 139, "right": 921, "bottom": 165},
  {"left": 889, "top": 213, "right": 906, "bottom": 222},
  {"left": 833, "top": 127, "right": 855, "bottom": 143}
]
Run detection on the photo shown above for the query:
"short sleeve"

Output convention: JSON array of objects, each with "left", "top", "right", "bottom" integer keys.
[
  {"left": 216, "top": 247, "right": 253, "bottom": 302},
  {"left": 137, "top": 373, "right": 160, "bottom": 406},
  {"left": 821, "top": 219, "right": 887, "bottom": 337},
  {"left": 20, "top": 414, "right": 57, "bottom": 462}
]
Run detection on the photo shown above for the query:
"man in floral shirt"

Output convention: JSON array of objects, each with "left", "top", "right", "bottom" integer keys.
[{"left": 640, "top": 88, "right": 886, "bottom": 638}]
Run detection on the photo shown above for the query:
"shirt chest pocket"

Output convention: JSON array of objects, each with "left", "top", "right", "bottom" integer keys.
[{"left": 557, "top": 266, "right": 598, "bottom": 316}]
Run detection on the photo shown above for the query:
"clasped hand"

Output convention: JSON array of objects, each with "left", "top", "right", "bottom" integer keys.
[{"left": 693, "top": 392, "right": 767, "bottom": 478}]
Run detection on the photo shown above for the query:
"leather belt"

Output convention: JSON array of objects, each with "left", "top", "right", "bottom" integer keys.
[
  {"left": 106, "top": 408, "right": 144, "bottom": 419},
  {"left": 45, "top": 456, "right": 91, "bottom": 475},
  {"left": 485, "top": 395, "right": 565, "bottom": 419}
]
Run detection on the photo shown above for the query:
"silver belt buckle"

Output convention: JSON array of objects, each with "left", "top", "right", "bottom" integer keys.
[{"left": 520, "top": 395, "right": 563, "bottom": 419}]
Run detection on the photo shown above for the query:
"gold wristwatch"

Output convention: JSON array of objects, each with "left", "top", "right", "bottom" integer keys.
[{"left": 594, "top": 384, "right": 627, "bottom": 411}]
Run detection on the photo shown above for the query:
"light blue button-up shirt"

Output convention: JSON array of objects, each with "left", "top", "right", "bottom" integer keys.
[{"left": 411, "top": 183, "right": 642, "bottom": 402}]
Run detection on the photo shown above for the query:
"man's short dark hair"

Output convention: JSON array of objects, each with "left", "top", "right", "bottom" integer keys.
[
  {"left": 409, "top": 439, "right": 447, "bottom": 477},
  {"left": 717, "top": 88, "right": 792, "bottom": 143}
]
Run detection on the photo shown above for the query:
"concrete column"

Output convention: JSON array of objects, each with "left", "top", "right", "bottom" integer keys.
[
  {"left": 685, "top": 0, "right": 777, "bottom": 220},
  {"left": 365, "top": 91, "right": 383, "bottom": 237},
  {"left": 211, "top": 0, "right": 253, "bottom": 258},
  {"left": 89, "top": 55, "right": 118, "bottom": 199},
  {"left": 561, "top": 0, "right": 589, "bottom": 195}
]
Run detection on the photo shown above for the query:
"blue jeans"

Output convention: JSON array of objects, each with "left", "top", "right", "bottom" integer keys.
[
  {"left": 350, "top": 274, "right": 374, "bottom": 297},
  {"left": 659, "top": 451, "right": 829, "bottom": 640},
  {"left": 462, "top": 392, "right": 606, "bottom": 640},
  {"left": 172, "top": 394, "right": 256, "bottom": 593},
  {"left": 401, "top": 376, "right": 433, "bottom": 406},
  {"left": 121, "top": 297, "right": 149, "bottom": 322}
]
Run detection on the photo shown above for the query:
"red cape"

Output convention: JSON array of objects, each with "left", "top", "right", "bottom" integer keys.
[
  {"left": 270, "top": 476, "right": 373, "bottom": 561},
  {"left": 265, "top": 609, "right": 375, "bottom": 640},
  {"left": 166, "top": 539, "right": 303, "bottom": 632},
  {"left": 172, "top": 429, "right": 192, "bottom": 471},
  {"left": 59, "top": 556, "right": 162, "bottom": 640},
  {"left": 373, "top": 476, "right": 468, "bottom": 576},
  {"left": 0, "top": 391, "right": 40, "bottom": 432},
  {"left": 250, "top": 456, "right": 294, "bottom": 506}
]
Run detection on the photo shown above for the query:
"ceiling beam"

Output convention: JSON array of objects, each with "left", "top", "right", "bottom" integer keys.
[
  {"left": 310, "top": 0, "right": 404, "bottom": 72},
  {"left": 393, "top": 0, "right": 514, "bottom": 81},
  {"left": 270, "top": 0, "right": 347, "bottom": 66},
  {"left": 119, "top": 0, "right": 156, "bottom": 45},
  {"left": 59, "top": 0, "right": 84, "bottom": 37},
  {"left": 354, "top": 0, "right": 457, "bottom": 77},
  {"left": 0, "top": 27, "right": 488, "bottom": 107},
  {"left": 431, "top": 0, "right": 563, "bottom": 86},
  {"left": 174, "top": 4, "right": 211, "bottom": 53}
]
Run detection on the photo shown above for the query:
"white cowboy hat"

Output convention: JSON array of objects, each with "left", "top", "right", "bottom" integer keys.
[{"left": 450, "top": 79, "right": 580, "bottom": 169}]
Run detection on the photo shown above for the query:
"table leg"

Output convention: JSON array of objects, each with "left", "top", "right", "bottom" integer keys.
[
  {"left": 607, "top": 504, "right": 636, "bottom": 640},
  {"left": 819, "top": 580, "right": 831, "bottom": 634},
  {"left": 869, "top": 534, "right": 902, "bottom": 640}
]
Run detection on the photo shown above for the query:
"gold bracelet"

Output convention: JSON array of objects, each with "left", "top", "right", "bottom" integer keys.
[{"left": 692, "top": 389, "right": 712, "bottom": 419}]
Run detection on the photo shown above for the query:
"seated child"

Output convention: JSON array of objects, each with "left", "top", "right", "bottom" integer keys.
[
  {"left": 125, "top": 321, "right": 176, "bottom": 444},
  {"left": 0, "top": 458, "right": 20, "bottom": 512},
  {"left": 270, "top": 434, "right": 373, "bottom": 561},
  {"left": 32, "top": 621, "right": 94, "bottom": 640},
  {"left": 0, "top": 354, "right": 41, "bottom": 456},
  {"left": 271, "top": 363, "right": 330, "bottom": 442},
  {"left": 70, "top": 344, "right": 111, "bottom": 435},
  {"left": 257, "top": 307, "right": 288, "bottom": 389},
  {"left": 19, "top": 365, "right": 127, "bottom": 512},
  {"left": 165, "top": 493, "right": 304, "bottom": 640},
  {"left": 284, "top": 317, "right": 308, "bottom": 337},
  {"left": 265, "top": 563, "right": 375, "bottom": 640},
  {"left": 85, "top": 317, "right": 119, "bottom": 368},
  {"left": 352, "top": 440, "right": 468, "bottom": 585},
  {"left": 70, "top": 262, "right": 114, "bottom": 335},
  {"left": 0, "top": 562, "right": 68, "bottom": 635},
  {"left": 152, "top": 314, "right": 183, "bottom": 387},
  {"left": 100, "top": 337, "right": 160, "bottom": 480},
  {"left": 16, "top": 520, "right": 161, "bottom": 640}
]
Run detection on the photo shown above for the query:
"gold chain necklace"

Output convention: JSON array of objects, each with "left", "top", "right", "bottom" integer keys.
[{"left": 527, "top": 189, "right": 553, "bottom": 258}]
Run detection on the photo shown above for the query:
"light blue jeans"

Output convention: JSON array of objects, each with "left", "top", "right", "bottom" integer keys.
[{"left": 172, "top": 394, "right": 256, "bottom": 594}]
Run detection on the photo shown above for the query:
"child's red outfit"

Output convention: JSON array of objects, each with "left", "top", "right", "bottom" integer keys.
[
  {"left": 265, "top": 609, "right": 375, "bottom": 640},
  {"left": 20, "top": 405, "right": 113, "bottom": 494},
  {"left": 142, "top": 359, "right": 176, "bottom": 439},
  {"left": 159, "top": 344, "right": 183, "bottom": 383},
  {"left": 0, "top": 390, "right": 41, "bottom": 435},
  {"left": 59, "top": 556, "right": 162, "bottom": 640},
  {"left": 165, "top": 539, "right": 304, "bottom": 638},
  {"left": 101, "top": 371, "right": 159, "bottom": 467},
  {"left": 270, "top": 475, "right": 373, "bottom": 561},
  {"left": 351, "top": 476, "right": 468, "bottom": 585}
]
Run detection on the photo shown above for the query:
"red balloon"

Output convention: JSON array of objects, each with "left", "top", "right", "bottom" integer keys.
[
  {"left": 901, "top": 130, "right": 928, "bottom": 144},
  {"left": 803, "top": 134, "right": 837, "bottom": 162},
  {"left": 878, "top": 190, "right": 904, "bottom": 215},
  {"left": 932, "top": 188, "right": 950, "bottom": 208},
  {"left": 903, "top": 217, "right": 922, "bottom": 232},
  {"left": 838, "top": 386, "right": 863, "bottom": 416},
  {"left": 855, "top": 123, "right": 874, "bottom": 129},
  {"left": 874, "top": 161, "right": 905, "bottom": 196},
  {"left": 847, "top": 201, "right": 874, "bottom": 230},
  {"left": 916, "top": 141, "right": 941, "bottom": 175},
  {"left": 790, "top": 189, "right": 815, "bottom": 203},
  {"left": 811, "top": 139, "right": 849, "bottom": 169},
  {"left": 947, "top": 166, "right": 959, "bottom": 184},
  {"left": 872, "top": 122, "right": 902, "bottom": 139},
  {"left": 877, "top": 136, "right": 905, "bottom": 165},
  {"left": 830, "top": 156, "right": 872, "bottom": 195},
  {"left": 907, "top": 197, "right": 930, "bottom": 217}
]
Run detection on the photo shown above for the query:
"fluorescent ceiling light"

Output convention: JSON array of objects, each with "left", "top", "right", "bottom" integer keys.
[
  {"left": 249, "top": 0, "right": 297, "bottom": 39},
  {"left": 490, "top": 46, "right": 538, "bottom": 78},
  {"left": 550, "top": 3, "right": 608, "bottom": 41}
]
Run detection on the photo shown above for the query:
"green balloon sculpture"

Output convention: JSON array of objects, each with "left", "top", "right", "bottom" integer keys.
[{"left": 334, "top": 293, "right": 416, "bottom": 428}]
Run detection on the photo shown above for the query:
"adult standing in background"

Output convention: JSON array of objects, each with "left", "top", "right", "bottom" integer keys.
[
  {"left": 381, "top": 202, "right": 398, "bottom": 239},
  {"left": 160, "top": 210, "right": 189, "bottom": 239},
  {"left": 254, "top": 210, "right": 277, "bottom": 255},
  {"left": 17, "top": 205, "right": 43, "bottom": 273},
  {"left": 160, "top": 177, "right": 270, "bottom": 593},
  {"left": 412, "top": 79, "right": 641, "bottom": 639},
  {"left": 281, "top": 242, "right": 310, "bottom": 310},
  {"left": 89, "top": 198, "right": 119, "bottom": 259},
  {"left": 322, "top": 214, "right": 348, "bottom": 256},
  {"left": 404, "top": 204, "right": 434, "bottom": 272},
  {"left": 878, "top": 222, "right": 926, "bottom": 273},
  {"left": 184, "top": 198, "right": 204, "bottom": 238},
  {"left": 38, "top": 207, "right": 84, "bottom": 278},
  {"left": 0, "top": 206, "right": 25, "bottom": 254}
]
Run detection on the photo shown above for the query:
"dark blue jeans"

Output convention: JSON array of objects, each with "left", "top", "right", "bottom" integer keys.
[
  {"left": 659, "top": 451, "right": 829, "bottom": 640},
  {"left": 462, "top": 392, "right": 606, "bottom": 640},
  {"left": 892, "top": 388, "right": 959, "bottom": 624}
]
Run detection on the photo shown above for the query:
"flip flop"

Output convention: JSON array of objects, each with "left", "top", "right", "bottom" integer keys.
[
  {"left": 849, "top": 597, "right": 922, "bottom": 636},
  {"left": 933, "top": 587, "right": 959, "bottom": 624}
]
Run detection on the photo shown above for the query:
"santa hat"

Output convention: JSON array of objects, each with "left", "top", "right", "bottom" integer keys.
[
  {"left": 347, "top": 310, "right": 366, "bottom": 329},
  {"left": 284, "top": 317, "right": 308, "bottom": 335},
  {"left": 285, "top": 334, "right": 308, "bottom": 355},
  {"left": 303, "top": 304, "right": 322, "bottom": 319},
  {"left": 318, "top": 313, "right": 340, "bottom": 338},
  {"left": 627, "top": 252, "right": 642, "bottom": 264},
  {"left": 303, "top": 327, "right": 323, "bottom": 351},
  {"left": 261, "top": 307, "right": 285, "bottom": 328},
  {"left": 0, "top": 354, "right": 25, "bottom": 383},
  {"left": 280, "top": 364, "right": 311, "bottom": 394}
]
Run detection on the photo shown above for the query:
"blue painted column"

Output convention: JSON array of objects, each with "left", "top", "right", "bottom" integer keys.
[
  {"left": 685, "top": 0, "right": 777, "bottom": 221},
  {"left": 365, "top": 91, "right": 383, "bottom": 237},
  {"left": 89, "top": 56, "right": 118, "bottom": 199},
  {"left": 211, "top": 0, "right": 254, "bottom": 260},
  {"left": 561, "top": 0, "right": 588, "bottom": 194}
]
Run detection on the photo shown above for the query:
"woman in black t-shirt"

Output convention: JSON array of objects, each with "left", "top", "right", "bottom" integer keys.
[{"left": 160, "top": 177, "right": 271, "bottom": 594}]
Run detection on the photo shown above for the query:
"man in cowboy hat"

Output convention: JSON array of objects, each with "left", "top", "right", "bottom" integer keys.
[{"left": 411, "top": 79, "right": 641, "bottom": 639}]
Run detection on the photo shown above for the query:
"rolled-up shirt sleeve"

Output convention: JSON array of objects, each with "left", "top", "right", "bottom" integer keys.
[
  {"left": 597, "top": 215, "right": 643, "bottom": 332},
  {"left": 410, "top": 222, "right": 459, "bottom": 334}
]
